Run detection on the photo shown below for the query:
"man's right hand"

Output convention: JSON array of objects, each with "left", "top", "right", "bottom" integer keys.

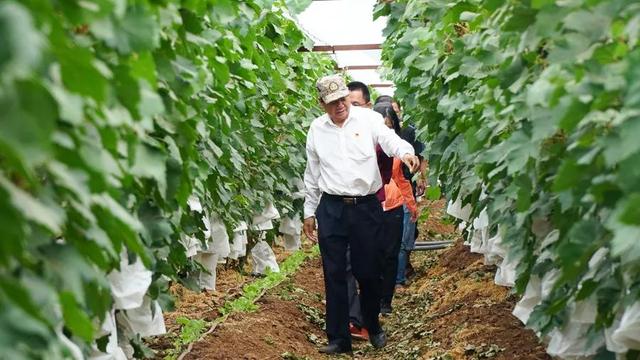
[{"left": 303, "top": 216, "right": 318, "bottom": 243}]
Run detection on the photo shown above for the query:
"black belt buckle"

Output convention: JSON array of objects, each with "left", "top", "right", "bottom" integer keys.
[{"left": 343, "top": 197, "right": 357, "bottom": 205}]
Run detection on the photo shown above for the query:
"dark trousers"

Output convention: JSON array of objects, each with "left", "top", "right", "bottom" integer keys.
[
  {"left": 380, "top": 207, "right": 404, "bottom": 305},
  {"left": 346, "top": 250, "right": 363, "bottom": 328},
  {"left": 316, "top": 194, "right": 384, "bottom": 348}
]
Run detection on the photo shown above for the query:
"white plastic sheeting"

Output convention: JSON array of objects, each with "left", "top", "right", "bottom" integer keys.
[
  {"left": 251, "top": 240, "right": 280, "bottom": 275},
  {"left": 611, "top": 302, "right": 640, "bottom": 351},
  {"left": 447, "top": 193, "right": 640, "bottom": 359},
  {"left": 181, "top": 196, "right": 210, "bottom": 257},
  {"left": 512, "top": 275, "right": 542, "bottom": 325},
  {"left": 208, "top": 215, "right": 230, "bottom": 258},
  {"left": 193, "top": 252, "right": 219, "bottom": 291},
  {"left": 249, "top": 203, "right": 282, "bottom": 274},
  {"left": 108, "top": 252, "right": 152, "bottom": 310},
  {"left": 102, "top": 250, "right": 166, "bottom": 359},
  {"left": 57, "top": 325, "right": 83, "bottom": 360},
  {"left": 546, "top": 323, "right": 604, "bottom": 359},
  {"left": 116, "top": 296, "right": 166, "bottom": 339},
  {"left": 229, "top": 221, "right": 249, "bottom": 260},
  {"left": 493, "top": 252, "right": 519, "bottom": 288},
  {"left": 446, "top": 198, "right": 472, "bottom": 223},
  {"left": 89, "top": 310, "right": 127, "bottom": 360},
  {"left": 251, "top": 202, "right": 281, "bottom": 231},
  {"left": 279, "top": 215, "right": 303, "bottom": 251}
]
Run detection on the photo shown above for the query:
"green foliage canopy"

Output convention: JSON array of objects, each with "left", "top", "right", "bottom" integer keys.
[
  {"left": 0, "top": 0, "right": 331, "bottom": 357},
  {"left": 377, "top": 0, "right": 640, "bottom": 356}
]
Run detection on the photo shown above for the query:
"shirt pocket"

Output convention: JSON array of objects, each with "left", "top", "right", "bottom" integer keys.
[{"left": 347, "top": 132, "right": 374, "bottom": 161}]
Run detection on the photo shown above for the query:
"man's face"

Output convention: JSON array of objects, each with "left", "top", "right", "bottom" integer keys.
[
  {"left": 321, "top": 96, "right": 350, "bottom": 123},
  {"left": 347, "top": 90, "right": 371, "bottom": 108}
]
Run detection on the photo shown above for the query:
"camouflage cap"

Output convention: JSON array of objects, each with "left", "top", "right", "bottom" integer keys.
[{"left": 316, "top": 74, "right": 350, "bottom": 104}]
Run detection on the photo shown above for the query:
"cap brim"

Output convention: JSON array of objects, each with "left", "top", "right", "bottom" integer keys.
[{"left": 322, "top": 89, "right": 350, "bottom": 104}]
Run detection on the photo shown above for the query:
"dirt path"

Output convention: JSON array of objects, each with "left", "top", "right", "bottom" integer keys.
[{"left": 163, "top": 200, "right": 551, "bottom": 359}]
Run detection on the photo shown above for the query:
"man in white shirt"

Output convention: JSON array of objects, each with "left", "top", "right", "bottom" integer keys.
[{"left": 303, "top": 74, "right": 419, "bottom": 354}]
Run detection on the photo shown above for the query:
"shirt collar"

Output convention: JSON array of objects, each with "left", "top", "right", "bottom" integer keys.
[{"left": 321, "top": 108, "right": 357, "bottom": 128}]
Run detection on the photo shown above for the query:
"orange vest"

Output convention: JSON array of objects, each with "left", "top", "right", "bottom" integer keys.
[{"left": 382, "top": 158, "right": 417, "bottom": 214}]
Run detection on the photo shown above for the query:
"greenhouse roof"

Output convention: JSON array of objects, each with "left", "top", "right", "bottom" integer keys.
[{"left": 296, "top": 0, "right": 394, "bottom": 96}]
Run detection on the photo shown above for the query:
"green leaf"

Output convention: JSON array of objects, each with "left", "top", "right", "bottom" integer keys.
[
  {"left": 0, "top": 1, "right": 44, "bottom": 76},
  {"left": 557, "top": 220, "right": 600, "bottom": 281},
  {"left": 558, "top": 98, "right": 590, "bottom": 131},
  {"left": 285, "top": 0, "right": 311, "bottom": 14},
  {"left": 552, "top": 158, "right": 582, "bottom": 192},
  {"left": 91, "top": 4, "right": 160, "bottom": 54},
  {"left": 0, "top": 79, "right": 57, "bottom": 167},
  {"left": 55, "top": 45, "right": 109, "bottom": 102},
  {"left": 130, "top": 144, "right": 167, "bottom": 196},
  {"left": 91, "top": 194, "right": 143, "bottom": 233},
  {"left": 128, "top": 52, "right": 157, "bottom": 88},
  {"left": 619, "top": 193, "right": 640, "bottom": 225},
  {"left": 0, "top": 276, "right": 48, "bottom": 325},
  {"left": 0, "top": 176, "right": 65, "bottom": 234},
  {"left": 603, "top": 117, "right": 640, "bottom": 166},
  {"left": 531, "top": 0, "right": 554, "bottom": 9},
  {"left": 426, "top": 186, "right": 441, "bottom": 200},
  {"left": 563, "top": 9, "right": 611, "bottom": 41},
  {"left": 60, "top": 292, "right": 94, "bottom": 342}
]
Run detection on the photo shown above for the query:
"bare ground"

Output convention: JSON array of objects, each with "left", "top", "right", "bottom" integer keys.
[{"left": 154, "top": 200, "right": 551, "bottom": 360}]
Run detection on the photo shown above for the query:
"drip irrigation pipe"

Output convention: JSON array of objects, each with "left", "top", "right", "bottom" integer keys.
[
  {"left": 412, "top": 243, "right": 453, "bottom": 251},
  {"left": 414, "top": 240, "right": 455, "bottom": 247}
]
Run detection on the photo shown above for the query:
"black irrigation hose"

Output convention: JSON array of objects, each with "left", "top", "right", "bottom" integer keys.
[
  {"left": 414, "top": 240, "right": 455, "bottom": 247},
  {"left": 412, "top": 242, "right": 454, "bottom": 251}
]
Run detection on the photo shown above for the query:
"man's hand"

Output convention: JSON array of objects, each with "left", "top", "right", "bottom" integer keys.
[
  {"left": 402, "top": 154, "right": 420, "bottom": 173},
  {"left": 303, "top": 216, "right": 318, "bottom": 243}
]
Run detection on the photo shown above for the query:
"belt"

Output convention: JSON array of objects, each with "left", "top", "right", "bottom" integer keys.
[{"left": 322, "top": 192, "right": 377, "bottom": 205}]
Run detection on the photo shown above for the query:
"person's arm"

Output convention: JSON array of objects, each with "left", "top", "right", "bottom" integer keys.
[
  {"left": 392, "top": 160, "right": 418, "bottom": 221},
  {"left": 373, "top": 119, "right": 419, "bottom": 172},
  {"left": 377, "top": 145, "right": 392, "bottom": 185},
  {"left": 303, "top": 127, "right": 321, "bottom": 242}
]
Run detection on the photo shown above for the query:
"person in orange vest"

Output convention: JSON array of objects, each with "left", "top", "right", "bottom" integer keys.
[{"left": 372, "top": 102, "right": 418, "bottom": 314}]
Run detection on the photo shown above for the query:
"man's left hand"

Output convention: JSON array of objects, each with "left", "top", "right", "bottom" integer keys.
[{"left": 402, "top": 154, "right": 420, "bottom": 173}]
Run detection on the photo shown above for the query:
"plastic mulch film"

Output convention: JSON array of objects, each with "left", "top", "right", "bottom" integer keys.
[
  {"left": 251, "top": 240, "right": 280, "bottom": 275},
  {"left": 108, "top": 251, "right": 152, "bottom": 310}
]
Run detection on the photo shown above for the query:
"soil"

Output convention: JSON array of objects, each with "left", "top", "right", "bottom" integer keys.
[
  {"left": 185, "top": 257, "right": 328, "bottom": 360},
  {"left": 149, "top": 241, "right": 297, "bottom": 356},
  {"left": 154, "top": 200, "right": 552, "bottom": 360}
]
